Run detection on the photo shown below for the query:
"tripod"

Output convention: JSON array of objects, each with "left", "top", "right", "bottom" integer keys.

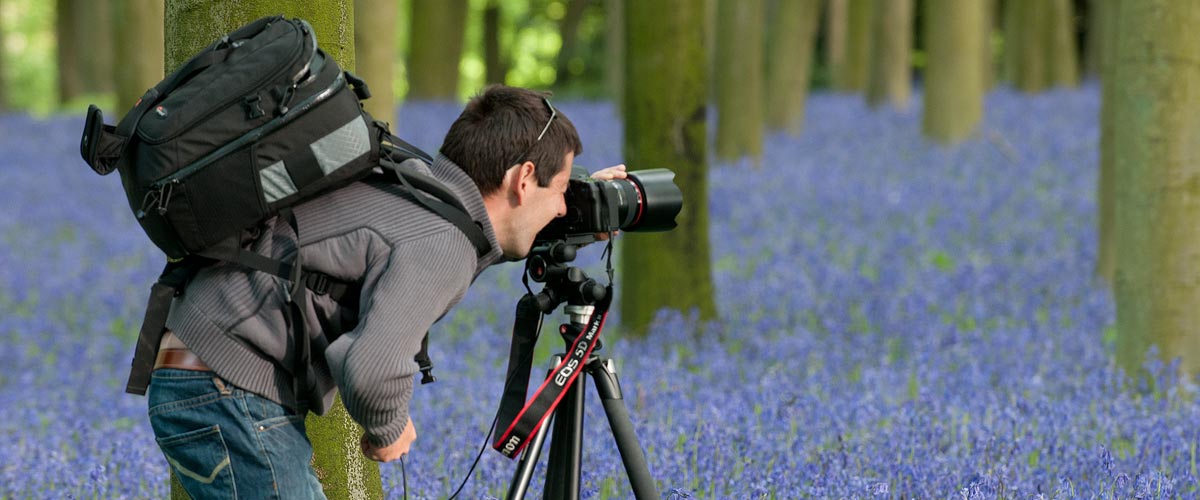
[{"left": 501, "top": 244, "right": 659, "bottom": 500}]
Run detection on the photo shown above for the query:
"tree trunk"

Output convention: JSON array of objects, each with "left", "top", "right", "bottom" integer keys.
[
  {"left": 834, "top": 0, "right": 872, "bottom": 91},
  {"left": 78, "top": 0, "right": 115, "bottom": 95},
  {"left": 825, "top": 0, "right": 847, "bottom": 89},
  {"left": 980, "top": 0, "right": 995, "bottom": 91},
  {"left": 922, "top": 0, "right": 984, "bottom": 143},
  {"left": 1112, "top": 0, "right": 1200, "bottom": 376},
  {"left": 1096, "top": 0, "right": 1120, "bottom": 285},
  {"left": 1015, "top": 0, "right": 1046, "bottom": 92},
  {"left": 55, "top": 0, "right": 84, "bottom": 104},
  {"left": 484, "top": 0, "right": 506, "bottom": 84},
  {"left": 1002, "top": 0, "right": 1020, "bottom": 83},
  {"left": 1045, "top": 0, "right": 1079, "bottom": 88},
  {"left": 605, "top": 0, "right": 624, "bottom": 109},
  {"left": 113, "top": 0, "right": 164, "bottom": 115},
  {"left": 407, "top": 0, "right": 467, "bottom": 100},
  {"left": 163, "top": 5, "right": 380, "bottom": 499},
  {"left": 554, "top": 0, "right": 591, "bottom": 89},
  {"left": 765, "top": 0, "right": 821, "bottom": 134},
  {"left": 1084, "top": 0, "right": 1105, "bottom": 78},
  {"left": 355, "top": 0, "right": 398, "bottom": 124},
  {"left": 714, "top": 0, "right": 765, "bottom": 161},
  {"left": 866, "top": 0, "right": 911, "bottom": 109},
  {"left": 622, "top": 0, "right": 716, "bottom": 336}
]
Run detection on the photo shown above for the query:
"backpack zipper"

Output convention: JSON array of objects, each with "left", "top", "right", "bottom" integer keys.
[{"left": 139, "top": 71, "right": 348, "bottom": 219}]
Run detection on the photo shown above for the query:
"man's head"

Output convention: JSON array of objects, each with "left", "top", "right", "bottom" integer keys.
[{"left": 441, "top": 85, "right": 584, "bottom": 259}]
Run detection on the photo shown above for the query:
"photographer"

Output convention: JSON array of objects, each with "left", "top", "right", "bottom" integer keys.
[{"left": 146, "top": 84, "right": 627, "bottom": 498}]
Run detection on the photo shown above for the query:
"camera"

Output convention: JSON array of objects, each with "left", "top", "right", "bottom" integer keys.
[{"left": 536, "top": 166, "right": 683, "bottom": 245}]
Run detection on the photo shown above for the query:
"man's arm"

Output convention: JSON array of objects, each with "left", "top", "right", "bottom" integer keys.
[{"left": 324, "top": 229, "right": 475, "bottom": 451}]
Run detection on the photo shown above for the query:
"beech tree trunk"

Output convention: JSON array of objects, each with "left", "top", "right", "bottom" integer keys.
[
  {"left": 714, "top": 0, "right": 764, "bottom": 161},
  {"left": 866, "top": 0, "right": 911, "bottom": 109},
  {"left": 407, "top": 0, "right": 467, "bottom": 100},
  {"left": 765, "top": 0, "right": 821, "bottom": 134},
  {"left": 164, "top": 5, "right": 379, "bottom": 499},
  {"left": 113, "top": 0, "right": 165, "bottom": 114},
  {"left": 355, "top": 0, "right": 398, "bottom": 124},
  {"left": 1112, "top": 0, "right": 1200, "bottom": 376},
  {"left": 622, "top": 0, "right": 716, "bottom": 335},
  {"left": 922, "top": 0, "right": 984, "bottom": 143}
]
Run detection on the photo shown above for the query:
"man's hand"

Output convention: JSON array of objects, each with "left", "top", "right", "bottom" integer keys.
[
  {"left": 361, "top": 418, "right": 416, "bottom": 462},
  {"left": 591, "top": 164, "right": 628, "bottom": 182},
  {"left": 592, "top": 165, "right": 628, "bottom": 241}
]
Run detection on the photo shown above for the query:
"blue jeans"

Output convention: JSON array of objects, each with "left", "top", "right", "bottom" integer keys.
[{"left": 147, "top": 369, "right": 326, "bottom": 499}]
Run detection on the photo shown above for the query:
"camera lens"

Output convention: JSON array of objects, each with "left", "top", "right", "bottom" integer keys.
[{"left": 620, "top": 169, "right": 682, "bottom": 232}]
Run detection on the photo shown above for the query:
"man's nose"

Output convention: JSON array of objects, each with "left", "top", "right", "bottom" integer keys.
[{"left": 556, "top": 196, "right": 567, "bottom": 217}]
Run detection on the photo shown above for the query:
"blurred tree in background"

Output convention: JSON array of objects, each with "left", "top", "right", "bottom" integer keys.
[
  {"left": 356, "top": 0, "right": 398, "bottom": 123},
  {"left": 921, "top": 0, "right": 984, "bottom": 143},
  {"left": 866, "top": 0, "right": 911, "bottom": 109},
  {"left": 164, "top": 5, "right": 381, "bottom": 500},
  {"left": 764, "top": 0, "right": 820, "bottom": 134},
  {"left": 112, "top": 0, "right": 163, "bottom": 115},
  {"left": 714, "top": 0, "right": 764, "bottom": 161},
  {"left": 408, "top": 0, "right": 466, "bottom": 100},
  {"left": 831, "top": 0, "right": 871, "bottom": 91}
]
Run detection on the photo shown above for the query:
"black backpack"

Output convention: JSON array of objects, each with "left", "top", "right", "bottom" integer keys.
[{"left": 80, "top": 15, "right": 490, "bottom": 398}]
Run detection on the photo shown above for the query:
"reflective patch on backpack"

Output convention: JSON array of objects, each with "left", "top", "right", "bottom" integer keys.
[
  {"left": 261, "top": 160, "right": 298, "bottom": 203},
  {"left": 312, "top": 115, "right": 370, "bottom": 175}
]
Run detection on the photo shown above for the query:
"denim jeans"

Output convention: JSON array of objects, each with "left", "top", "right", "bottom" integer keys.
[{"left": 147, "top": 369, "right": 326, "bottom": 499}]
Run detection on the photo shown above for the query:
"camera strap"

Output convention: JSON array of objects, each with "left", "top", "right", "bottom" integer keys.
[{"left": 492, "top": 287, "right": 612, "bottom": 459}]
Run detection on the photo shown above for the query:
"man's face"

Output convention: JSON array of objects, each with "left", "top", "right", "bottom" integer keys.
[{"left": 505, "top": 153, "right": 573, "bottom": 259}]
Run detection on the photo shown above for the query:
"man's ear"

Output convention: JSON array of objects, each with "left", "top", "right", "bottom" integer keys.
[{"left": 511, "top": 161, "right": 537, "bottom": 204}]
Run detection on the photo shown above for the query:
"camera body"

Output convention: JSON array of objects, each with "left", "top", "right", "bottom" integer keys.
[{"left": 536, "top": 166, "right": 683, "bottom": 245}]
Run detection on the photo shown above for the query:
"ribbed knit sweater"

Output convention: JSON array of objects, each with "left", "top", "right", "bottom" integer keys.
[{"left": 165, "top": 154, "right": 504, "bottom": 447}]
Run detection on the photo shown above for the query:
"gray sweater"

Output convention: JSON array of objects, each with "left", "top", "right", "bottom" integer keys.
[{"left": 166, "top": 154, "right": 504, "bottom": 447}]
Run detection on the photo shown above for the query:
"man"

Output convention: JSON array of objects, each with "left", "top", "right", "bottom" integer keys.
[{"left": 146, "top": 84, "right": 627, "bottom": 498}]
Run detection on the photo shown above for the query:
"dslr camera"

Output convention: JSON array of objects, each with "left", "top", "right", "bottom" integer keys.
[{"left": 536, "top": 166, "right": 683, "bottom": 245}]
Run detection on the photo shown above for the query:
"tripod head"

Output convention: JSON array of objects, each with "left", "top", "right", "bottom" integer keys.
[{"left": 525, "top": 240, "right": 607, "bottom": 315}]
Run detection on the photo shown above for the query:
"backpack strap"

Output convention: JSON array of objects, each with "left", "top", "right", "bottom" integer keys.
[{"left": 125, "top": 258, "right": 208, "bottom": 395}]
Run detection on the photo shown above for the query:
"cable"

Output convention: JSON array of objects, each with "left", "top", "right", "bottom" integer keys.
[
  {"left": 399, "top": 455, "right": 408, "bottom": 500},
  {"left": 447, "top": 414, "right": 499, "bottom": 499}
]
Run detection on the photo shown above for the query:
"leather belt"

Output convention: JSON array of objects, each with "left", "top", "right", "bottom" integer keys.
[{"left": 154, "top": 331, "right": 211, "bottom": 371}]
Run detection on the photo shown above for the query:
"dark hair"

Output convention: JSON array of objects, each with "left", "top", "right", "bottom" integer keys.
[{"left": 440, "top": 85, "right": 583, "bottom": 195}]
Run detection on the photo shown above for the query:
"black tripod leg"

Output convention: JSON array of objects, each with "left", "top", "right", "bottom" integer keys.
[
  {"left": 544, "top": 374, "right": 585, "bottom": 500},
  {"left": 590, "top": 358, "right": 659, "bottom": 500},
  {"left": 506, "top": 405, "right": 555, "bottom": 500}
]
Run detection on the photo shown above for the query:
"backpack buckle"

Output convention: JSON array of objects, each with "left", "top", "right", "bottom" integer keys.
[{"left": 242, "top": 95, "right": 265, "bottom": 120}]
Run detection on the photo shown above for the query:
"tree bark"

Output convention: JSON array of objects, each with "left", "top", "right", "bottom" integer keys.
[
  {"left": 605, "top": 0, "right": 624, "bottom": 109},
  {"left": 355, "top": 0, "right": 398, "bottom": 124},
  {"left": 1096, "top": 0, "right": 1119, "bottom": 285},
  {"left": 55, "top": 0, "right": 84, "bottom": 104},
  {"left": 1015, "top": 0, "right": 1047, "bottom": 92},
  {"left": 1112, "top": 0, "right": 1200, "bottom": 376},
  {"left": 866, "top": 0, "right": 911, "bottom": 109},
  {"left": 765, "top": 0, "right": 821, "bottom": 134},
  {"left": 714, "top": 0, "right": 764, "bottom": 161},
  {"left": 922, "top": 0, "right": 984, "bottom": 144},
  {"left": 1045, "top": 0, "right": 1079, "bottom": 88},
  {"left": 1002, "top": 0, "right": 1021, "bottom": 84},
  {"left": 834, "top": 0, "right": 872, "bottom": 91},
  {"left": 484, "top": 0, "right": 506, "bottom": 84},
  {"left": 78, "top": 0, "right": 115, "bottom": 95},
  {"left": 825, "top": 0, "right": 847, "bottom": 89},
  {"left": 113, "top": 0, "right": 164, "bottom": 115},
  {"left": 554, "top": 0, "right": 592, "bottom": 89},
  {"left": 163, "top": 5, "right": 381, "bottom": 498},
  {"left": 622, "top": 0, "right": 716, "bottom": 335},
  {"left": 407, "top": 0, "right": 467, "bottom": 100}
]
